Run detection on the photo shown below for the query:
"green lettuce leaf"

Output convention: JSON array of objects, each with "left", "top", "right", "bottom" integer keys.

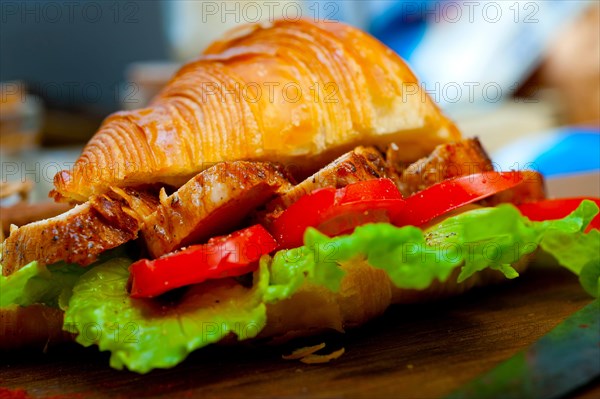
[
  {"left": 61, "top": 201, "right": 599, "bottom": 373},
  {"left": 536, "top": 201, "right": 600, "bottom": 275},
  {"left": 426, "top": 202, "right": 598, "bottom": 283},
  {"left": 63, "top": 257, "right": 270, "bottom": 374},
  {"left": 267, "top": 202, "right": 600, "bottom": 299},
  {"left": 0, "top": 245, "right": 131, "bottom": 309},
  {"left": 0, "top": 261, "right": 87, "bottom": 309},
  {"left": 579, "top": 260, "right": 600, "bottom": 297}
]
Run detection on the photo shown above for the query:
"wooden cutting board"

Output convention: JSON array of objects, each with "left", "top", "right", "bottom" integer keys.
[{"left": 1, "top": 265, "right": 598, "bottom": 399}]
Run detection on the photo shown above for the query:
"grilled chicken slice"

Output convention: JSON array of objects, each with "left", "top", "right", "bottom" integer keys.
[
  {"left": 396, "top": 138, "right": 494, "bottom": 196},
  {"left": 484, "top": 170, "right": 546, "bottom": 205},
  {"left": 266, "top": 146, "right": 388, "bottom": 215},
  {"left": 1, "top": 193, "right": 140, "bottom": 275},
  {"left": 1, "top": 202, "right": 72, "bottom": 241},
  {"left": 105, "top": 186, "right": 160, "bottom": 221},
  {"left": 395, "top": 138, "right": 545, "bottom": 203},
  {"left": 141, "top": 161, "right": 291, "bottom": 258}
]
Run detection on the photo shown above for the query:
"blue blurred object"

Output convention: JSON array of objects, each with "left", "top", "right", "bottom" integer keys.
[
  {"left": 363, "top": 0, "right": 591, "bottom": 109},
  {"left": 369, "top": 0, "right": 432, "bottom": 60},
  {"left": 492, "top": 127, "right": 600, "bottom": 177}
]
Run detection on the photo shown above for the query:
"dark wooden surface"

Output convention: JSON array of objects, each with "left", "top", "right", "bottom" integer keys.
[{"left": 1, "top": 265, "right": 598, "bottom": 399}]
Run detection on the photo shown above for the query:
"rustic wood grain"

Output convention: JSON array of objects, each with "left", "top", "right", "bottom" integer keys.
[{"left": 0, "top": 265, "right": 597, "bottom": 399}]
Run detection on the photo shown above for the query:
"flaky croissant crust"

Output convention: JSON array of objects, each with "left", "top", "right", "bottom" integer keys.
[{"left": 52, "top": 19, "right": 460, "bottom": 203}]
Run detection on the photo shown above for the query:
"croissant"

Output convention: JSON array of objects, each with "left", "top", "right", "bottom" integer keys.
[
  {"left": 5, "top": 20, "right": 575, "bottom": 375},
  {"left": 52, "top": 19, "right": 459, "bottom": 203}
]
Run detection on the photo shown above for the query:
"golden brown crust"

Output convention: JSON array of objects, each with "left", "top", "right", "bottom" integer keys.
[{"left": 52, "top": 19, "right": 460, "bottom": 202}]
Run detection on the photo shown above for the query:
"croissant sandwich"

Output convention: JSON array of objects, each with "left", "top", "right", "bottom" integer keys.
[{"left": 1, "top": 20, "right": 599, "bottom": 373}]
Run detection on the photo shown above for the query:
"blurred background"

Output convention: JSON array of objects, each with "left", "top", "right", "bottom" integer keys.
[{"left": 1, "top": 0, "right": 599, "bottom": 210}]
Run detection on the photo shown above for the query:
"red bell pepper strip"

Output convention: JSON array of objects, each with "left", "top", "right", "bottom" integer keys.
[
  {"left": 130, "top": 224, "right": 278, "bottom": 298},
  {"left": 269, "top": 178, "right": 403, "bottom": 249},
  {"left": 393, "top": 171, "right": 527, "bottom": 227},
  {"left": 517, "top": 197, "right": 600, "bottom": 232},
  {"left": 270, "top": 172, "right": 534, "bottom": 249}
]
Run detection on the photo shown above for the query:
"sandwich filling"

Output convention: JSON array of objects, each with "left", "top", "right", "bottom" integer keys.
[{"left": 1, "top": 139, "right": 599, "bottom": 373}]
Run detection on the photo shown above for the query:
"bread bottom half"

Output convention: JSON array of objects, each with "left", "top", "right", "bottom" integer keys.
[
  {"left": 0, "top": 255, "right": 531, "bottom": 351},
  {"left": 259, "top": 255, "right": 531, "bottom": 342}
]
